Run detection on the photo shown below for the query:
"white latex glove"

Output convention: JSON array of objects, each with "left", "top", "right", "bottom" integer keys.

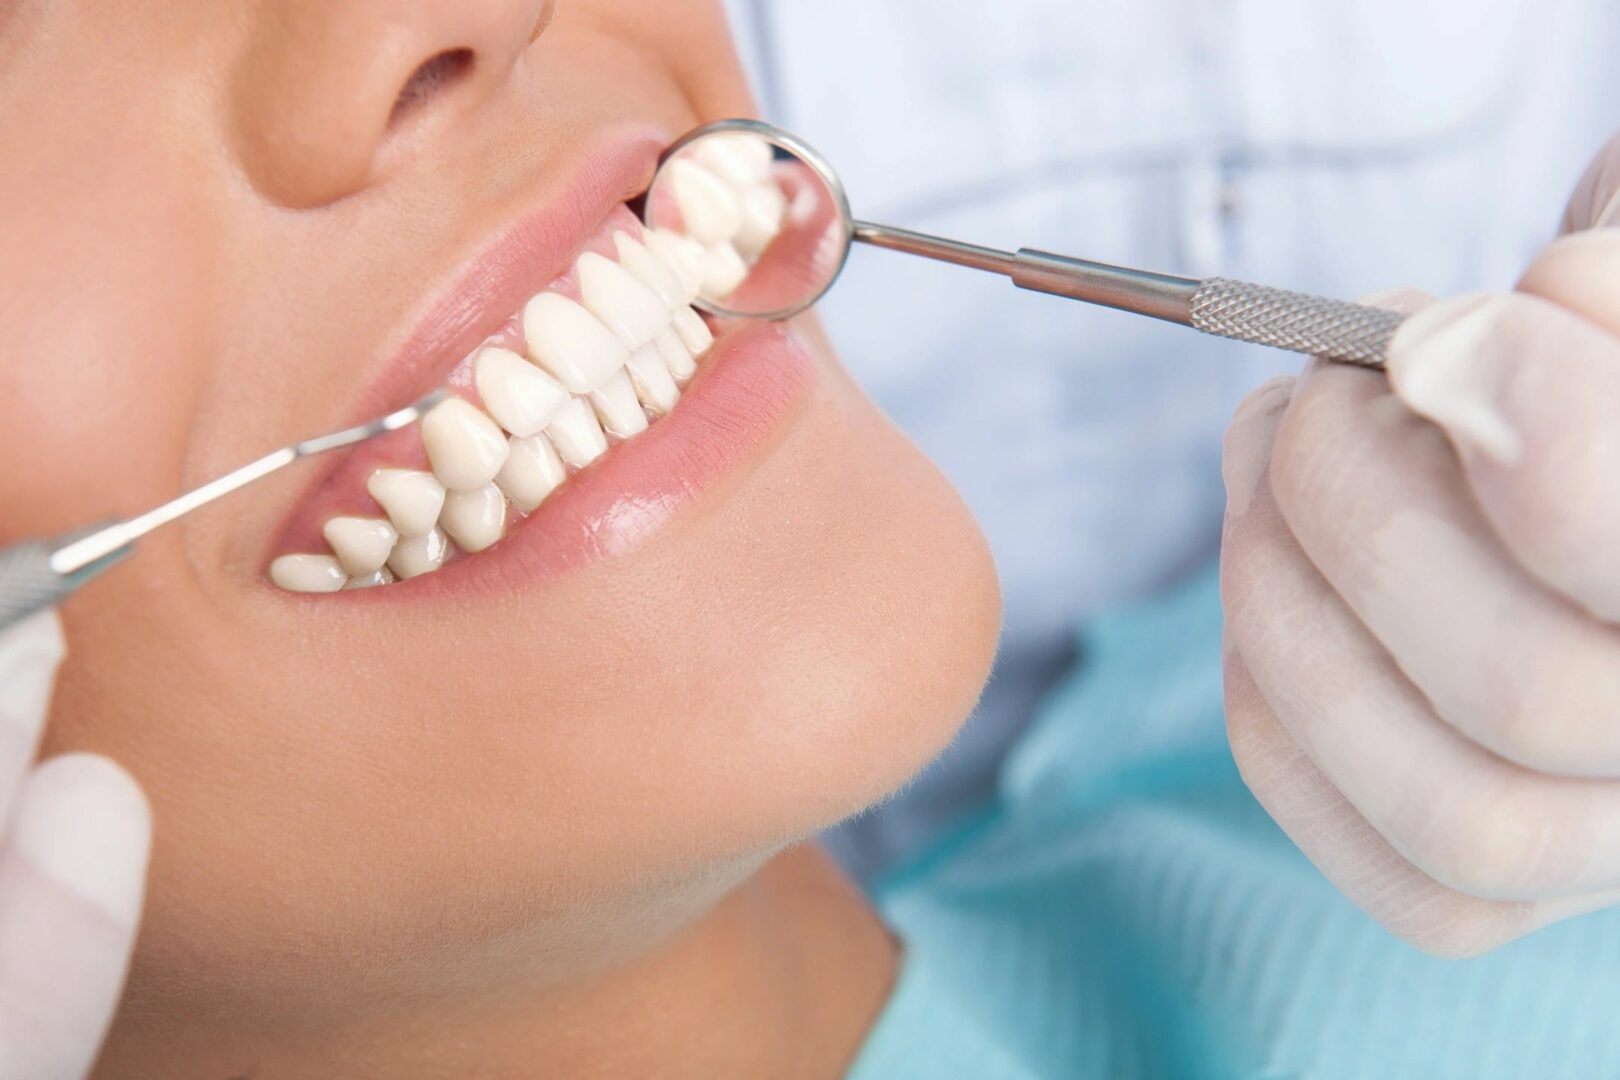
[
  {"left": 0, "top": 611, "right": 149, "bottom": 1078},
  {"left": 1221, "top": 133, "right": 1620, "bottom": 958}
]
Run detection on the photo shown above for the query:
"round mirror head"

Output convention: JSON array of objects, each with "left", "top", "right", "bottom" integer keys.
[{"left": 643, "top": 119, "right": 853, "bottom": 321}]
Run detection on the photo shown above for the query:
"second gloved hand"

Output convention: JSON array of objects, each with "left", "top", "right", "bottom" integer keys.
[
  {"left": 0, "top": 611, "right": 150, "bottom": 1078},
  {"left": 1220, "top": 133, "right": 1620, "bottom": 958}
]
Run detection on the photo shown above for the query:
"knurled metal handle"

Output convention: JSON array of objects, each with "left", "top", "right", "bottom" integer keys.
[
  {"left": 1190, "top": 278, "right": 1405, "bottom": 369},
  {"left": 0, "top": 540, "right": 71, "bottom": 630}
]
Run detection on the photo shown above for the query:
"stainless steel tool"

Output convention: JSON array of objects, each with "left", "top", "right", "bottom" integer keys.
[{"left": 0, "top": 390, "right": 446, "bottom": 631}]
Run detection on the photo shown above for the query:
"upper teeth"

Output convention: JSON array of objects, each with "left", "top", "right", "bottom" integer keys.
[
  {"left": 668, "top": 159, "right": 745, "bottom": 245},
  {"left": 577, "top": 252, "right": 672, "bottom": 350},
  {"left": 475, "top": 346, "right": 569, "bottom": 438},
  {"left": 270, "top": 223, "right": 715, "bottom": 593},
  {"left": 421, "top": 397, "right": 509, "bottom": 491},
  {"left": 523, "top": 292, "right": 629, "bottom": 395},
  {"left": 658, "top": 132, "right": 786, "bottom": 304}
]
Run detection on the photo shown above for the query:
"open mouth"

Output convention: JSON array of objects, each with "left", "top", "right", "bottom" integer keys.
[{"left": 266, "top": 132, "right": 791, "bottom": 594}]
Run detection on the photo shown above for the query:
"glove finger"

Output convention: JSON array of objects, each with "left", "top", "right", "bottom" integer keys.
[
  {"left": 1227, "top": 405, "right": 1620, "bottom": 901},
  {"left": 0, "top": 754, "right": 149, "bottom": 1080},
  {"left": 1224, "top": 647, "right": 1535, "bottom": 958},
  {"left": 1226, "top": 649, "right": 1620, "bottom": 954},
  {"left": 1280, "top": 332, "right": 1620, "bottom": 776},
  {"left": 1520, "top": 228, "right": 1620, "bottom": 342},
  {"left": 1386, "top": 291, "right": 1620, "bottom": 622},
  {"left": 0, "top": 610, "right": 64, "bottom": 814},
  {"left": 1559, "top": 131, "right": 1620, "bottom": 234}
]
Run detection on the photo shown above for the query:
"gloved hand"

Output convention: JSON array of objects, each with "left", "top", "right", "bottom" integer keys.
[
  {"left": 1221, "top": 132, "right": 1620, "bottom": 958},
  {"left": 0, "top": 610, "right": 149, "bottom": 1078}
]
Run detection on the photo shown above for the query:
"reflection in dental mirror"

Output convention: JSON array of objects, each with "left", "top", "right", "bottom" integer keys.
[{"left": 643, "top": 121, "right": 852, "bottom": 321}]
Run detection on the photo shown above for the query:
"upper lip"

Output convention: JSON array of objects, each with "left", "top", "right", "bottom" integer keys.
[
  {"left": 348, "top": 123, "right": 669, "bottom": 429},
  {"left": 269, "top": 123, "right": 670, "bottom": 551}
]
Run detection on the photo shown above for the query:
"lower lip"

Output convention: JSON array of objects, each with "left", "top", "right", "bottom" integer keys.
[{"left": 352, "top": 320, "right": 815, "bottom": 599}]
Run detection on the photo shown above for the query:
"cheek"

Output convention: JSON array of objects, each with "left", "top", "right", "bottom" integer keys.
[
  {"left": 46, "top": 342, "right": 999, "bottom": 1011},
  {"left": 0, "top": 95, "right": 220, "bottom": 536}
]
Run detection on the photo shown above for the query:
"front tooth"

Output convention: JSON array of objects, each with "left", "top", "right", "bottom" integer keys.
[
  {"left": 366, "top": 469, "right": 446, "bottom": 538},
  {"left": 344, "top": 568, "right": 395, "bottom": 590},
  {"left": 545, "top": 396, "right": 610, "bottom": 468},
  {"left": 387, "top": 527, "right": 450, "bottom": 579},
  {"left": 656, "top": 328, "right": 697, "bottom": 383},
  {"left": 733, "top": 182, "right": 787, "bottom": 258},
  {"left": 496, "top": 433, "right": 566, "bottom": 511},
  {"left": 695, "top": 133, "right": 774, "bottom": 188},
  {"left": 649, "top": 229, "right": 709, "bottom": 302},
  {"left": 669, "top": 159, "right": 743, "bottom": 245},
  {"left": 589, "top": 369, "right": 649, "bottom": 438},
  {"left": 614, "top": 232, "right": 686, "bottom": 309},
  {"left": 577, "top": 252, "right": 672, "bottom": 350},
  {"left": 475, "top": 346, "right": 569, "bottom": 437},
  {"left": 523, "top": 292, "right": 629, "bottom": 394},
  {"left": 671, "top": 306, "right": 714, "bottom": 357},
  {"left": 700, "top": 242, "right": 749, "bottom": 299},
  {"left": 322, "top": 516, "right": 399, "bottom": 576},
  {"left": 626, "top": 342, "right": 680, "bottom": 415},
  {"left": 440, "top": 484, "right": 507, "bottom": 553},
  {"left": 422, "top": 398, "right": 510, "bottom": 491},
  {"left": 269, "top": 554, "right": 347, "bottom": 593}
]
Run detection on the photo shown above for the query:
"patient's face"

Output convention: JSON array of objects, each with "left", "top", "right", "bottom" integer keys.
[{"left": 0, "top": 0, "right": 999, "bottom": 1021}]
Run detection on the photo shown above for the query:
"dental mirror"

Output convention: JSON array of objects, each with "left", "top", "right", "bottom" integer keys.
[{"left": 647, "top": 118, "right": 1407, "bottom": 369}]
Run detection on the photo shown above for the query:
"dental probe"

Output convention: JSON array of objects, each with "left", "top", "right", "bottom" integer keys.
[{"left": 0, "top": 389, "right": 448, "bottom": 633}]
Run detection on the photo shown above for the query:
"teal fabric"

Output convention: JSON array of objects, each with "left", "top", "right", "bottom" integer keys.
[{"left": 846, "top": 567, "right": 1620, "bottom": 1079}]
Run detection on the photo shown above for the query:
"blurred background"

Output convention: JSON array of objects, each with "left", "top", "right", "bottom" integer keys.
[{"left": 722, "top": 0, "right": 1620, "bottom": 880}]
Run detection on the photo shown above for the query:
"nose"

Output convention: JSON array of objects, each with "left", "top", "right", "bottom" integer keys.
[{"left": 231, "top": 0, "right": 553, "bottom": 208}]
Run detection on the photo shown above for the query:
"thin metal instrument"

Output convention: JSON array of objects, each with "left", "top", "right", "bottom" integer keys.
[
  {"left": 0, "top": 389, "right": 447, "bottom": 631},
  {"left": 853, "top": 223, "right": 1401, "bottom": 368}
]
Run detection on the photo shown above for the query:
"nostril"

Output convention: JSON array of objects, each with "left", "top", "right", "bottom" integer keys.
[{"left": 388, "top": 48, "right": 476, "bottom": 130}]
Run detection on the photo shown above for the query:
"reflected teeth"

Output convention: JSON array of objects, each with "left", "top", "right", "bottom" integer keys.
[
  {"left": 322, "top": 516, "right": 399, "bottom": 576},
  {"left": 422, "top": 398, "right": 509, "bottom": 491},
  {"left": 271, "top": 223, "right": 719, "bottom": 594},
  {"left": 694, "top": 133, "right": 773, "bottom": 188},
  {"left": 545, "top": 396, "right": 610, "bottom": 468},
  {"left": 440, "top": 484, "right": 507, "bottom": 553},
  {"left": 660, "top": 132, "right": 786, "bottom": 298},
  {"left": 669, "top": 159, "right": 744, "bottom": 245},
  {"left": 702, "top": 242, "right": 749, "bottom": 298},
  {"left": 475, "top": 346, "right": 569, "bottom": 437},
  {"left": 734, "top": 184, "right": 787, "bottom": 259},
  {"left": 577, "top": 252, "right": 672, "bottom": 349},
  {"left": 366, "top": 469, "right": 445, "bottom": 538}
]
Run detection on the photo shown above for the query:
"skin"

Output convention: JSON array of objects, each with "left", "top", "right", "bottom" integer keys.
[{"left": 0, "top": 1, "right": 1001, "bottom": 1075}]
